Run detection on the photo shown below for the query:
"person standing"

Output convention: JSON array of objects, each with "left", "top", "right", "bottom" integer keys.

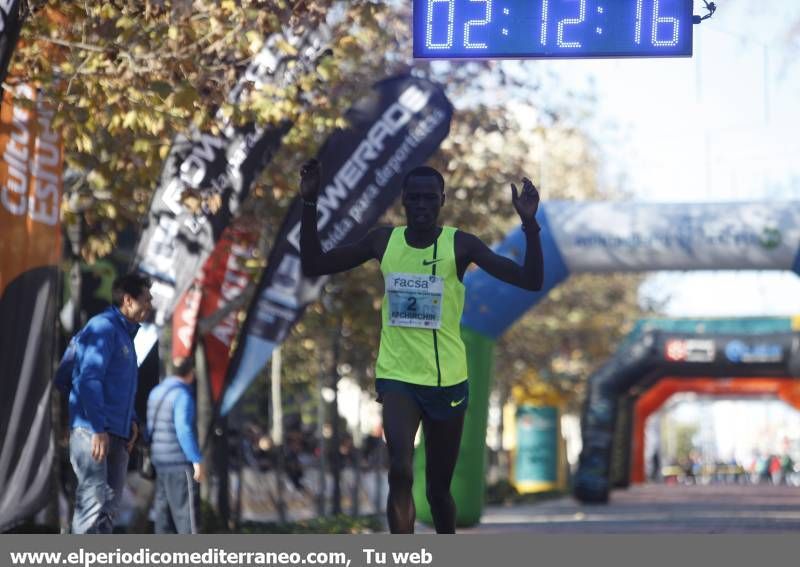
[
  {"left": 68, "top": 272, "right": 152, "bottom": 534},
  {"left": 146, "top": 357, "right": 205, "bottom": 534},
  {"left": 299, "top": 159, "right": 543, "bottom": 533},
  {"left": 650, "top": 451, "right": 661, "bottom": 482}
]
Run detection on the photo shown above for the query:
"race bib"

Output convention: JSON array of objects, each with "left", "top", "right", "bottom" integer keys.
[{"left": 386, "top": 272, "right": 444, "bottom": 329}]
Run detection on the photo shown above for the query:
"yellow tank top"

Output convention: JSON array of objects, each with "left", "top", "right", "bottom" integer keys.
[{"left": 375, "top": 226, "right": 467, "bottom": 387}]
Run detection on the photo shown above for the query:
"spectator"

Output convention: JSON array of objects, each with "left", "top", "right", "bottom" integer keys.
[
  {"left": 769, "top": 454, "right": 783, "bottom": 485},
  {"left": 283, "top": 430, "right": 307, "bottom": 493},
  {"left": 68, "top": 273, "right": 152, "bottom": 534},
  {"left": 650, "top": 451, "right": 661, "bottom": 482},
  {"left": 146, "top": 357, "right": 205, "bottom": 534},
  {"left": 780, "top": 454, "right": 794, "bottom": 485}
]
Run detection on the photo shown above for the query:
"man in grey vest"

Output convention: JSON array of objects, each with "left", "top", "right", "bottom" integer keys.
[{"left": 146, "top": 357, "right": 205, "bottom": 533}]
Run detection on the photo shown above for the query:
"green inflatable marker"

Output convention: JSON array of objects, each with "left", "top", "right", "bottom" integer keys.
[{"left": 413, "top": 326, "right": 495, "bottom": 526}]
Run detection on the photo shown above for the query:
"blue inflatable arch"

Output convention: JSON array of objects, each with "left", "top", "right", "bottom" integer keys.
[{"left": 463, "top": 201, "right": 800, "bottom": 337}]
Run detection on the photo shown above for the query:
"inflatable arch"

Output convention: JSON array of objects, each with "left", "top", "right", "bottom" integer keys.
[
  {"left": 631, "top": 375, "right": 800, "bottom": 484},
  {"left": 574, "top": 327, "right": 800, "bottom": 503},
  {"left": 412, "top": 201, "right": 800, "bottom": 526}
]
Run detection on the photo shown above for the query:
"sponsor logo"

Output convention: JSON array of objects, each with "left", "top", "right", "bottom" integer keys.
[
  {"left": 572, "top": 214, "right": 786, "bottom": 255},
  {"left": 724, "top": 340, "right": 783, "bottom": 363},
  {"left": 450, "top": 397, "right": 466, "bottom": 408},
  {"left": 392, "top": 277, "right": 429, "bottom": 289},
  {"left": 1, "top": 84, "right": 60, "bottom": 227},
  {"left": 665, "top": 339, "right": 716, "bottom": 362},
  {"left": 759, "top": 227, "right": 782, "bottom": 250},
  {"left": 422, "top": 258, "right": 443, "bottom": 266}
]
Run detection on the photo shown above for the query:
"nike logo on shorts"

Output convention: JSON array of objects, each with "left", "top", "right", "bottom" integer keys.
[{"left": 450, "top": 397, "right": 466, "bottom": 407}]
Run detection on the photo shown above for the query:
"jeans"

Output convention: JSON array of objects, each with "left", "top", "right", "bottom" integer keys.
[
  {"left": 153, "top": 466, "right": 200, "bottom": 534},
  {"left": 69, "top": 428, "right": 129, "bottom": 534}
]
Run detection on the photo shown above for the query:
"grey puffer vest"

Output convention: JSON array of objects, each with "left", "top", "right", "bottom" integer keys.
[{"left": 147, "top": 380, "right": 191, "bottom": 469}]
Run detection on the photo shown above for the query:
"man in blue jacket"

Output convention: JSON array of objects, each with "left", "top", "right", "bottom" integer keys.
[
  {"left": 147, "top": 357, "right": 205, "bottom": 534},
  {"left": 68, "top": 272, "right": 152, "bottom": 534}
]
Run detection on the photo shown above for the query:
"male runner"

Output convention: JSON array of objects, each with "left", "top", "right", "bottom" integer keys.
[{"left": 299, "top": 159, "right": 543, "bottom": 533}]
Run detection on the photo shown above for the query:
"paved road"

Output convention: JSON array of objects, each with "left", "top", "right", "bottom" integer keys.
[{"left": 433, "top": 484, "right": 800, "bottom": 533}]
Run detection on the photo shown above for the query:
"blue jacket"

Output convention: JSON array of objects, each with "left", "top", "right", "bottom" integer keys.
[
  {"left": 146, "top": 377, "right": 202, "bottom": 468},
  {"left": 68, "top": 306, "right": 139, "bottom": 438}
]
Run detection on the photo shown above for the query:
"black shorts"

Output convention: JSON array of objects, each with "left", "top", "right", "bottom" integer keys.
[{"left": 375, "top": 378, "right": 469, "bottom": 421}]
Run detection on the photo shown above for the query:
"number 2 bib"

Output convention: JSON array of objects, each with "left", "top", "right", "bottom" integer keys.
[{"left": 385, "top": 273, "right": 444, "bottom": 329}]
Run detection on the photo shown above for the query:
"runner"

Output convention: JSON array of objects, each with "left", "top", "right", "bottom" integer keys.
[{"left": 299, "top": 159, "right": 543, "bottom": 533}]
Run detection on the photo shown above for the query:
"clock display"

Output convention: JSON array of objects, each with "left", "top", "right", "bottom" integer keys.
[{"left": 413, "top": 0, "right": 693, "bottom": 59}]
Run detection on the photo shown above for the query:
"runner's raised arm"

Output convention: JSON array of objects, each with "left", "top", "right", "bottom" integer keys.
[
  {"left": 454, "top": 177, "right": 544, "bottom": 290},
  {"left": 298, "top": 158, "right": 390, "bottom": 277}
]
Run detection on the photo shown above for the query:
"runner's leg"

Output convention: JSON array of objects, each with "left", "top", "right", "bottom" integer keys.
[
  {"left": 381, "top": 392, "right": 423, "bottom": 533},
  {"left": 421, "top": 411, "right": 465, "bottom": 534}
]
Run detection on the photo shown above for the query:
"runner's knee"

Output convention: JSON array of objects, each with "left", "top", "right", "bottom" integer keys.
[
  {"left": 388, "top": 459, "right": 414, "bottom": 489},
  {"left": 426, "top": 484, "right": 453, "bottom": 508}
]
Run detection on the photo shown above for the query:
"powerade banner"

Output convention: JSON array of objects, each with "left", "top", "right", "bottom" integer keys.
[
  {"left": 220, "top": 75, "right": 453, "bottom": 415},
  {"left": 133, "top": 28, "right": 330, "bottom": 361},
  {"left": 0, "top": 0, "right": 23, "bottom": 86},
  {"left": 0, "top": 84, "right": 63, "bottom": 530},
  {"left": 172, "top": 220, "right": 259, "bottom": 402}
]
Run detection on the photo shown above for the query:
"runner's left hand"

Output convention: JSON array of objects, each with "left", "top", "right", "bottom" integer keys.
[{"left": 511, "top": 177, "right": 540, "bottom": 221}]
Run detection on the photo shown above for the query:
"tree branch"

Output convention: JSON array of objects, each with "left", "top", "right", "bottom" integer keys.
[{"left": 34, "top": 36, "right": 105, "bottom": 53}]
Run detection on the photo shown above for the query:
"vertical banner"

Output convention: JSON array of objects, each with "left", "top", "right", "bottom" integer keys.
[
  {"left": 134, "top": 123, "right": 288, "bottom": 329},
  {"left": 513, "top": 406, "right": 559, "bottom": 492},
  {"left": 0, "top": 1, "right": 23, "bottom": 86},
  {"left": 132, "top": 28, "right": 330, "bottom": 361},
  {"left": 220, "top": 74, "right": 453, "bottom": 415},
  {"left": 0, "top": 84, "right": 63, "bottom": 530},
  {"left": 172, "top": 220, "right": 259, "bottom": 402}
]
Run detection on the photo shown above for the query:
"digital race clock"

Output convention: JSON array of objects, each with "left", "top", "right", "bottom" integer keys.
[{"left": 413, "top": 0, "right": 693, "bottom": 59}]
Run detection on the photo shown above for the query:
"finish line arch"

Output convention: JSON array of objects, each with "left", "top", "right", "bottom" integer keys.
[
  {"left": 412, "top": 201, "right": 800, "bottom": 526},
  {"left": 631, "top": 375, "right": 800, "bottom": 485},
  {"left": 574, "top": 330, "right": 800, "bottom": 503}
]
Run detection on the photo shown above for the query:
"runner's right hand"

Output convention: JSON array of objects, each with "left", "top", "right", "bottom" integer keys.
[{"left": 300, "top": 158, "right": 321, "bottom": 202}]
